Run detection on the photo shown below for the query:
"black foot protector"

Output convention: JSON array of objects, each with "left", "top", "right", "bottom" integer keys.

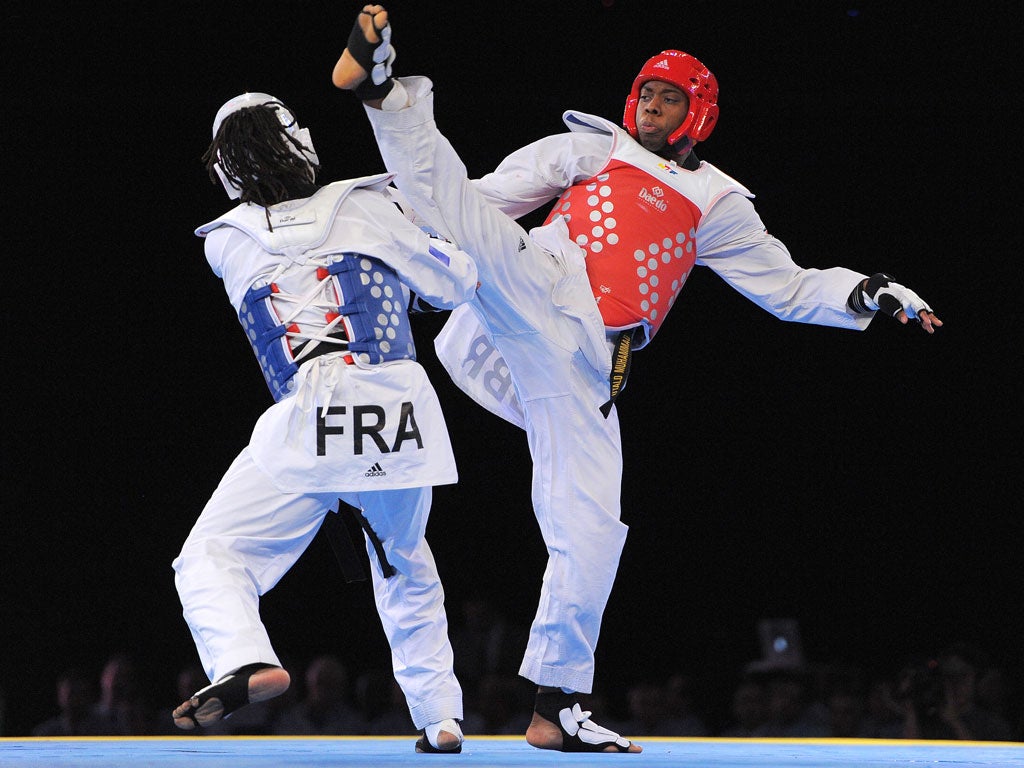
[
  {"left": 415, "top": 734, "right": 463, "bottom": 754},
  {"left": 534, "top": 690, "right": 634, "bottom": 753},
  {"left": 175, "top": 663, "right": 276, "bottom": 729},
  {"left": 347, "top": 9, "right": 395, "bottom": 101}
]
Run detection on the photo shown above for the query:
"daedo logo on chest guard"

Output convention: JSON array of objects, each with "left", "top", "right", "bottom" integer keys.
[
  {"left": 315, "top": 402, "right": 423, "bottom": 457},
  {"left": 638, "top": 185, "right": 667, "bottom": 211}
]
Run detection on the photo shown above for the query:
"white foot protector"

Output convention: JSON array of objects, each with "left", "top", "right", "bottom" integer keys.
[{"left": 420, "top": 718, "right": 464, "bottom": 752}]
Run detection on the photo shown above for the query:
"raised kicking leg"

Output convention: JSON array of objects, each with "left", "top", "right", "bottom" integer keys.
[{"left": 333, "top": 3, "right": 640, "bottom": 755}]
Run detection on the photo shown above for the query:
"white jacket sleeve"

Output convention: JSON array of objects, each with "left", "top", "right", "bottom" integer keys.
[
  {"left": 349, "top": 190, "right": 478, "bottom": 310},
  {"left": 471, "top": 133, "right": 612, "bottom": 220},
  {"left": 697, "top": 193, "right": 871, "bottom": 330}
]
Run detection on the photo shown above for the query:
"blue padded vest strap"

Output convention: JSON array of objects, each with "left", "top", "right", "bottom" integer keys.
[
  {"left": 237, "top": 253, "right": 416, "bottom": 401},
  {"left": 239, "top": 282, "right": 302, "bottom": 401},
  {"left": 329, "top": 255, "right": 416, "bottom": 365}
]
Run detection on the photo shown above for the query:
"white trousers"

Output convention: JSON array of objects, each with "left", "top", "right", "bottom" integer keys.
[
  {"left": 172, "top": 448, "right": 462, "bottom": 729},
  {"left": 367, "top": 81, "right": 629, "bottom": 694}
]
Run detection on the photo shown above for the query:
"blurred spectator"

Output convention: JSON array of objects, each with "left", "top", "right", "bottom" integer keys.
[
  {"left": 619, "top": 676, "right": 708, "bottom": 737},
  {"left": 32, "top": 669, "right": 108, "bottom": 736},
  {"left": 824, "top": 684, "right": 868, "bottom": 738},
  {"left": 895, "top": 645, "right": 1014, "bottom": 741},
  {"left": 23, "top": 637, "right": 1024, "bottom": 740},
  {"left": 463, "top": 673, "right": 533, "bottom": 735},
  {"left": 759, "top": 669, "right": 830, "bottom": 737},
  {"left": 89, "top": 654, "right": 151, "bottom": 735},
  {"left": 356, "top": 669, "right": 414, "bottom": 735},
  {"left": 810, "top": 665, "right": 871, "bottom": 738},
  {"left": 272, "top": 655, "right": 365, "bottom": 735},
  {"left": 738, "top": 618, "right": 829, "bottom": 736},
  {"left": 617, "top": 682, "right": 663, "bottom": 737},
  {"left": 663, "top": 673, "right": 710, "bottom": 736},
  {"left": 859, "top": 675, "right": 905, "bottom": 738},
  {"left": 450, "top": 596, "right": 528, "bottom": 694},
  {"left": 719, "top": 678, "right": 769, "bottom": 737},
  {"left": 934, "top": 644, "right": 1013, "bottom": 741},
  {"left": 975, "top": 664, "right": 1013, "bottom": 732},
  {"left": 891, "top": 656, "right": 946, "bottom": 738}
]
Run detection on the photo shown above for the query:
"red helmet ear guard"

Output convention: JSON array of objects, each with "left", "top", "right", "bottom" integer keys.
[{"left": 623, "top": 50, "right": 720, "bottom": 148}]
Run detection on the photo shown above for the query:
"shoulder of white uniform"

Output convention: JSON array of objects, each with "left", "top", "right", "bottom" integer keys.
[
  {"left": 194, "top": 174, "right": 395, "bottom": 240},
  {"left": 697, "top": 160, "right": 754, "bottom": 199},
  {"left": 561, "top": 110, "right": 623, "bottom": 137},
  {"left": 331, "top": 173, "right": 396, "bottom": 195}
]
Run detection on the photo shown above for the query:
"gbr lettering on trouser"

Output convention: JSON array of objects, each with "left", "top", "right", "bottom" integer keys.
[{"left": 433, "top": 305, "right": 526, "bottom": 429}]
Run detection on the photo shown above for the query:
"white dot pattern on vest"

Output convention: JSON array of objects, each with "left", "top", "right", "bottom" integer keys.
[{"left": 552, "top": 170, "right": 697, "bottom": 328}]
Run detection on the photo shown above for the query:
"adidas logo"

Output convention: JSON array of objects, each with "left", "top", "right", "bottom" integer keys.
[
  {"left": 652, "top": 58, "right": 671, "bottom": 70},
  {"left": 517, "top": 237, "right": 527, "bottom": 252},
  {"left": 364, "top": 462, "right": 387, "bottom": 477}
]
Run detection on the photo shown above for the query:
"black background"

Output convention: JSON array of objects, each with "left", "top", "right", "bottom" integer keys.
[{"left": 3, "top": 0, "right": 1020, "bottom": 735}]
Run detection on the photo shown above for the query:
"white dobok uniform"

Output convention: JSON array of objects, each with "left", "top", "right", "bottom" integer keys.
[
  {"left": 172, "top": 174, "right": 477, "bottom": 729},
  {"left": 364, "top": 77, "right": 874, "bottom": 694}
]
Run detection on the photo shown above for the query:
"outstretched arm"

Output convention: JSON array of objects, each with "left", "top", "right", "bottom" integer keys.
[{"left": 699, "top": 194, "right": 942, "bottom": 333}]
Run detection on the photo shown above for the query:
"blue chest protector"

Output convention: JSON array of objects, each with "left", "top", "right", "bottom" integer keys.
[{"left": 239, "top": 253, "right": 416, "bottom": 401}]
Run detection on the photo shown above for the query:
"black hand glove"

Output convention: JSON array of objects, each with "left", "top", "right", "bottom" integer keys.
[{"left": 847, "top": 273, "right": 934, "bottom": 319}]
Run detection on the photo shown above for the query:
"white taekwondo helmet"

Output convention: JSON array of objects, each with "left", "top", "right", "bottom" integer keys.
[{"left": 210, "top": 92, "right": 320, "bottom": 199}]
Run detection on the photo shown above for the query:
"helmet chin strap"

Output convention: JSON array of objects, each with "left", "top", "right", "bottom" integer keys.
[
  {"left": 652, "top": 135, "right": 692, "bottom": 162},
  {"left": 668, "top": 136, "right": 693, "bottom": 156},
  {"left": 214, "top": 163, "right": 243, "bottom": 200}
]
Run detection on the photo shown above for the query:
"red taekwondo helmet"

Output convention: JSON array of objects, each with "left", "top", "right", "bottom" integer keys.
[{"left": 623, "top": 50, "right": 720, "bottom": 148}]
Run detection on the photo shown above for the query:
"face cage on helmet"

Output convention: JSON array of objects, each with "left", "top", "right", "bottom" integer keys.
[{"left": 623, "top": 51, "right": 719, "bottom": 148}]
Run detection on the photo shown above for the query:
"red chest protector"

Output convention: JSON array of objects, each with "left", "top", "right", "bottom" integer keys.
[
  {"left": 542, "top": 112, "right": 750, "bottom": 344},
  {"left": 543, "top": 160, "right": 701, "bottom": 334}
]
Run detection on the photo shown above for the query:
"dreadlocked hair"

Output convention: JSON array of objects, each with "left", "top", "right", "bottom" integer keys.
[{"left": 203, "top": 103, "right": 319, "bottom": 209}]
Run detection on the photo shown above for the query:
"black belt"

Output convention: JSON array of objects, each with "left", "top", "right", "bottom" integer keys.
[
  {"left": 293, "top": 337, "right": 352, "bottom": 366},
  {"left": 599, "top": 330, "right": 633, "bottom": 418},
  {"left": 322, "top": 501, "right": 396, "bottom": 582}
]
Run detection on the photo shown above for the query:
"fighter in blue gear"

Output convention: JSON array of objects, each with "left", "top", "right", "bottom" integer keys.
[{"left": 171, "top": 90, "right": 476, "bottom": 753}]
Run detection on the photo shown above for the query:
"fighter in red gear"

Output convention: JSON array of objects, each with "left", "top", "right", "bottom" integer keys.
[{"left": 335, "top": 3, "right": 940, "bottom": 754}]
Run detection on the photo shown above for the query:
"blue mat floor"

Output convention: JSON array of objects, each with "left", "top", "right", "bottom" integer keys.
[{"left": 1, "top": 736, "right": 1022, "bottom": 768}]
